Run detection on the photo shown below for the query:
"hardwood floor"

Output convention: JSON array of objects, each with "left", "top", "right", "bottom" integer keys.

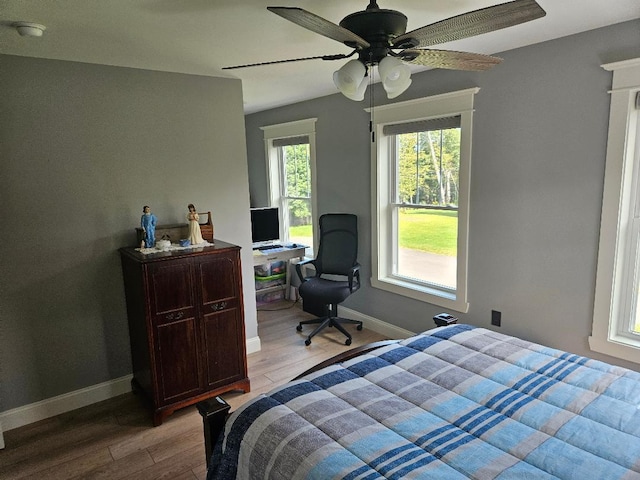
[{"left": 0, "top": 301, "right": 385, "bottom": 479}]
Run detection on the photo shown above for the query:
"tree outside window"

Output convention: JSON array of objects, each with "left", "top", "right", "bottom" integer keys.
[
  {"left": 394, "top": 127, "right": 460, "bottom": 289},
  {"left": 280, "top": 143, "right": 313, "bottom": 249}
]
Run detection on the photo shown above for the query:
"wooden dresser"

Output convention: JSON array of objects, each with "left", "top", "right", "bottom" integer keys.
[{"left": 119, "top": 240, "right": 250, "bottom": 425}]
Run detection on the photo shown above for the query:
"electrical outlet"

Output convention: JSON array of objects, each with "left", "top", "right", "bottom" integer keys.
[{"left": 491, "top": 310, "right": 502, "bottom": 327}]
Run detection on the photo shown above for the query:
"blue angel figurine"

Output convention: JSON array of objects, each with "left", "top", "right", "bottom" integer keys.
[{"left": 141, "top": 205, "right": 157, "bottom": 248}]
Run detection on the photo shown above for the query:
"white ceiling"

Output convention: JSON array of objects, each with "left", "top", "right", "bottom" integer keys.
[{"left": 1, "top": 0, "right": 639, "bottom": 114}]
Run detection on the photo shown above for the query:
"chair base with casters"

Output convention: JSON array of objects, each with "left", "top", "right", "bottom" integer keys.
[
  {"left": 297, "top": 303, "right": 363, "bottom": 346},
  {"left": 296, "top": 274, "right": 362, "bottom": 346}
]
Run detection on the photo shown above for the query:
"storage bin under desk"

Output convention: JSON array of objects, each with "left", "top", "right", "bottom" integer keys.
[{"left": 252, "top": 246, "right": 306, "bottom": 300}]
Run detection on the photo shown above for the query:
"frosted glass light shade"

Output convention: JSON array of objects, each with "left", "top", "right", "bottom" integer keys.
[
  {"left": 333, "top": 60, "right": 367, "bottom": 99},
  {"left": 343, "top": 75, "right": 368, "bottom": 101},
  {"left": 386, "top": 77, "right": 412, "bottom": 99},
  {"left": 379, "top": 56, "right": 412, "bottom": 99}
]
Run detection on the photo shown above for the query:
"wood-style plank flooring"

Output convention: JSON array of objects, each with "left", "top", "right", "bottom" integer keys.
[{"left": 0, "top": 301, "right": 385, "bottom": 479}]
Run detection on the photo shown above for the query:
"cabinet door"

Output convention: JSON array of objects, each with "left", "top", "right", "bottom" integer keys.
[
  {"left": 203, "top": 309, "right": 245, "bottom": 388},
  {"left": 148, "top": 261, "right": 196, "bottom": 323},
  {"left": 196, "top": 251, "right": 246, "bottom": 388},
  {"left": 197, "top": 252, "right": 238, "bottom": 307},
  {"left": 147, "top": 260, "right": 202, "bottom": 404},
  {"left": 156, "top": 318, "right": 202, "bottom": 403}
]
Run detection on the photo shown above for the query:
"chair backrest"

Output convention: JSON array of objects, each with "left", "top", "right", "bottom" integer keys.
[{"left": 315, "top": 213, "right": 358, "bottom": 275}]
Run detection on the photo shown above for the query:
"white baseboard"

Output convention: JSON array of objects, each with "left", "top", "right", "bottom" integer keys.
[
  {"left": 339, "top": 307, "right": 415, "bottom": 339},
  {"left": 0, "top": 316, "right": 404, "bottom": 434},
  {"left": 1, "top": 335, "right": 262, "bottom": 434},
  {"left": 0, "top": 374, "right": 133, "bottom": 433},
  {"left": 246, "top": 335, "right": 261, "bottom": 355}
]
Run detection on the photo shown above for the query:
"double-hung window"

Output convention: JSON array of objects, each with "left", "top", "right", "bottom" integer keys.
[
  {"left": 590, "top": 59, "right": 640, "bottom": 363},
  {"left": 262, "top": 119, "right": 317, "bottom": 255},
  {"left": 371, "top": 88, "right": 478, "bottom": 313}
]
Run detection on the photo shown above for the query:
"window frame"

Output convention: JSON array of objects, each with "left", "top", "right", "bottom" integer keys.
[
  {"left": 590, "top": 59, "right": 640, "bottom": 364},
  {"left": 261, "top": 118, "right": 318, "bottom": 252},
  {"left": 369, "top": 88, "right": 479, "bottom": 313}
]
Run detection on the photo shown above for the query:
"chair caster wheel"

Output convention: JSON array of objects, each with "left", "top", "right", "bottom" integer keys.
[
  {"left": 357, "top": 324, "right": 363, "bottom": 331},
  {"left": 296, "top": 325, "right": 303, "bottom": 332},
  {"left": 345, "top": 338, "right": 352, "bottom": 346},
  {"left": 305, "top": 339, "right": 311, "bottom": 346}
]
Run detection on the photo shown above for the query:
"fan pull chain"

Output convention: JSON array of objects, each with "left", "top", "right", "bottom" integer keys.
[{"left": 369, "top": 53, "right": 375, "bottom": 143}]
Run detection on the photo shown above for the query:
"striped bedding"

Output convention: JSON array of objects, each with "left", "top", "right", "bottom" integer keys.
[{"left": 208, "top": 324, "right": 640, "bottom": 479}]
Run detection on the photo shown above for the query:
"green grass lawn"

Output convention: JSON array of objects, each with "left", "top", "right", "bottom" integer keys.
[
  {"left": 399, "top": 209, "right": 457, "bottom": 256},
  {"left": 290, "top": 210, "right": 457, "bottom": 256},
  {"left": 289, "top": 224, "right": 313, "bottom": 246},
  {"left": 290, "top": 225, "right": 312, "bottom": 236}
]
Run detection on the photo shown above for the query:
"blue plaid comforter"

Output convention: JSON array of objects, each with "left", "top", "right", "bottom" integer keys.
[{"left": 208, "top": 325, "right": 640, "bottom": 479}]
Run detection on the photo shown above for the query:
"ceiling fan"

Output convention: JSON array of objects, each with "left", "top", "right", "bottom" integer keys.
[{"left": 224, "top": 0, "right": 546, "bottom": 100}]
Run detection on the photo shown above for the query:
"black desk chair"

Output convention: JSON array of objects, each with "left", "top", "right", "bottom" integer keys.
[{"left": 295, "top": 213, "right": 362, "bottom": 346}]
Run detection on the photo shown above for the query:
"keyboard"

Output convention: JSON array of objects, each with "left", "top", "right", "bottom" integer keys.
[{"left": 255, "top": 244, "right": 282, "bottom": 251}]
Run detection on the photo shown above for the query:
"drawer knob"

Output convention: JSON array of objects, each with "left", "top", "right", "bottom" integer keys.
[{"left": 166, "top": 311, "right": 185, "bottom": 321}]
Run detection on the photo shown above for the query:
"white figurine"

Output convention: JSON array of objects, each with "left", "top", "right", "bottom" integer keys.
[{"left": 187, "top": 203, "right": 204, "bottom": 245}]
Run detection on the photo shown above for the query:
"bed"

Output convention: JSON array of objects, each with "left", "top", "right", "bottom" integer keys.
[{"left": 199, "top": 324, "right": 640, "bottom": 479}]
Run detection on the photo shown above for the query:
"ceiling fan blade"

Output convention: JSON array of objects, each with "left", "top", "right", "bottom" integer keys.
[
  {"left": 404, "top": 49, "right": 503, "bottom": 71},
  {"left": 392, "top": 0, "right": 546, "bottom": 49},
  {"left": 222, "top": 53, "right": 352, "bottom": 70},
  {"left": 268, "top": 7, "right": 370, "bottom": 49}
]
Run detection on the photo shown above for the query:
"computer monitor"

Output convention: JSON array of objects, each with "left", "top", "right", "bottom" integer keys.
[{"left": 250, "top": 207, "right": 280, "bottom": 245}]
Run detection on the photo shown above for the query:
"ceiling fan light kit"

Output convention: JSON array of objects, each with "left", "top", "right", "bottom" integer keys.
[{"left": 224, "top": 0, "right": 546, "bottom": 101}]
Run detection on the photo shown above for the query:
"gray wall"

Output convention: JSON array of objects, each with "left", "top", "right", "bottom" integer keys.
[
  {"left": 245, "top": 20, "right": 640, "bottom": 371},
  {"left": 0, "top": 54, "right": 257, "bottom": 412}
]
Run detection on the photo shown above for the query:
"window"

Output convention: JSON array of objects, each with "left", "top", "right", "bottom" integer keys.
[
  {"left": 370, "top": 88, "right": 478, "bottom": 313},
  {"left": 590, "top": 59, "right": 640, "bottom": 363},
  {"left": 262, "top": 119, "right": 317, "bottom": 254}
]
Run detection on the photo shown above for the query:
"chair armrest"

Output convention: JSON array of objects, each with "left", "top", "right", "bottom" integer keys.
[
  {"left": 295, "top": 258, "right": 317, "bottom": 283},
  {"left": 348, "top": 263, "right": 361, "bottom": 292}
]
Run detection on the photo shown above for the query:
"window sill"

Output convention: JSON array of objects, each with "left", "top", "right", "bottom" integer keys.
[
  {"left": 371, "top": 276, "right": 469, "bottom": 313},
  {"left": 588, "top": 333, "right": 640, "bottom": 364}
]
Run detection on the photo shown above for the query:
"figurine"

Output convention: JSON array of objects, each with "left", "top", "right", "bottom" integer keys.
[
  {"left": 141, "top": 205, "right": 157, "bottom": 248},
  {"left": 187, "top": 203, "right": 204, "bottom": 245}
]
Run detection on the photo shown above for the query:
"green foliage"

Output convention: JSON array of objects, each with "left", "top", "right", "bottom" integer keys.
[
  {"left": 397, "top": 128, "right": 460, "bottom": 207},
  {"left": 283, "top": 144, "right": 312, "bottom": 225},
  {"left": 288, "top": 199, "right": 311, "bottom": 225},
  {"left": 283, "top": 144, "right": 311, "bottom": 197}
]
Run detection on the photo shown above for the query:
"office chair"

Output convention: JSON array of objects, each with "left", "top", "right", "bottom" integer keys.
[{"left": 295, "top": 213, "right": 363, "bottom": 346}]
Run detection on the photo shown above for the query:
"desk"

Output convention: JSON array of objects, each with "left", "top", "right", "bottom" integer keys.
[{"left": 253, "top": 245, "right": 306, "bottom": 300}]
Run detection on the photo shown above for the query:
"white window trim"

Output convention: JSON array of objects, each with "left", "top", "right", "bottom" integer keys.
[
  {"left": 369, "top": 88, "right": 479, "bottom": 313},
  {"left": 261, "top": 118, "right": 318, "bottom": 250},
  {"left": 590, "top": 58, "right": 640, "bottom": 364}
]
